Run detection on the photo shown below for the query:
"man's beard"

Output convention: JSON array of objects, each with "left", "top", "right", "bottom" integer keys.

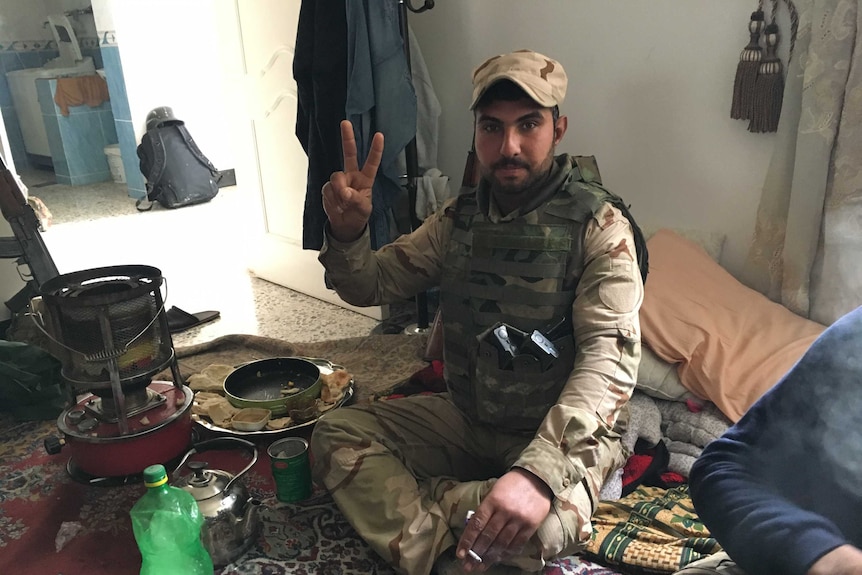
[{"left": 484, "top": 150, "right": 556, "bottom": 198}]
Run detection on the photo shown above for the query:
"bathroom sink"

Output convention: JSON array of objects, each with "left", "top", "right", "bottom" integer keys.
[
  {"left": 43, "top": 56, "right": 96, "bottom": 72},
  {"left": 7, "top": 56, "right": 95, "bottom": 78},
  {"left": 5, "top": 13, "right": 100, "bottom": 158},
  {"left": 6, "top": 57, "right": 97, "bottom": 157}
]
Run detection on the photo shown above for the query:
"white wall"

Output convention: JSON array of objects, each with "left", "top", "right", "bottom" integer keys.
[
  {"left": 0, "top": 0, "right": 94, "bottom": 40},
  {"left": 0, "top": 107, "right": 23, "bottom": 323},
  {"left": 103, "top": 0, "right": 256, "bottom": 192},
  {"left": 411, "top": 0, "right": 781, "bottom": 277},
  {"left": 0, "top": 0, "right": 53, "bottom": 39}
]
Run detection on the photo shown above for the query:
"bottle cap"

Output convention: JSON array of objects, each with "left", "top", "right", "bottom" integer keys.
[{"left": 143, "top": 464, "right": 168, "bottom": 488}]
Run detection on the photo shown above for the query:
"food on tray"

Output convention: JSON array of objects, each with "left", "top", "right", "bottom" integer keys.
[
  {"left": 188, "top": 373, "right": 222, "bottom": 393},
  {"left": 193, "top": 391, "right": 223, "bottom": 405},
  {"left": 290, "top": 403, "right": 318, "bottom": 424},
  {"left": 318, "top": 401, "right": 338, "bottom": 413},
  {"left": 231, "top": 408, "right": 272, "bottom": 431},
  {"left": 266, "top": 416, "right": 294, "bottom": 430},
  {"left": 188, "top": 364, "right": 235, "bottom": 392},
  {"left": 202, "top": 364, "right": 235, "bottom": 381},
  {"left": 190, "top": 361, "right": 352, "bottom": 432},
  {"left": 192, "top": 393, "right": 229, "bottom": 417},
  {"left": 207, "top": 398, "right": 241, "bottom": 428},
  {"left": 320, "top": 369, "right": 352, "bottom": 404}
]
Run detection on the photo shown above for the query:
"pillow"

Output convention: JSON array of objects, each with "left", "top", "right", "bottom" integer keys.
[
  {"left": 640, "top": 229, "right": 826, "bottom": 422},
  {"left": 636, "top": 345, "right": 695, "bottom": 402},
  {"left": 641, "top": 226, "right": 725, "bottom": 263},
  {"left": 635, "top": 227, "right": 723, "bottom": 402}
]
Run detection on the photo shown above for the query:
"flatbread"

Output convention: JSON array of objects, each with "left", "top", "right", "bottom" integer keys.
[
  {"left": 201, "top": 364, "right": 235, "bottom": 382},
  {"left": 207, "top": 398, "right": 240, "bottom": 428},
  {"left": 188, "top": 373, "right": 224, "bottom": 393},
  {"left": 265, "top": 416, "right": 294, "bottom": 430},
  {"left": 320, "top": 369, "right": 352, "bottom": 404}
]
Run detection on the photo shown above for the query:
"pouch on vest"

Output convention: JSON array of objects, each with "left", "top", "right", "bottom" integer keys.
[{"left": 135, "top": 121, "right": 220, "bottom": 211}]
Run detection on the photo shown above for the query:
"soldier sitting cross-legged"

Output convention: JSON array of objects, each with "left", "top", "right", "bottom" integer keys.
[{"left": 312, "top": 49, "right": 648, "bottom": 575}]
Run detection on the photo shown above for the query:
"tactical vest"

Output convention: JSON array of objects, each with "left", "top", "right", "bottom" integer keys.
[{"left": 439, "top": 156, "right": 647, "bottom": 432}]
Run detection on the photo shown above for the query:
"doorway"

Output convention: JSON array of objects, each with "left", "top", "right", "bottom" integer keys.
[{"left": 235, "top": 0, "right": 387, "bottom": 321}]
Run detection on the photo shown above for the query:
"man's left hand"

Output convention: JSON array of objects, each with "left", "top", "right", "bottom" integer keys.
[{"left": 456, "top": 468, "right": 553, "bottom": 571}]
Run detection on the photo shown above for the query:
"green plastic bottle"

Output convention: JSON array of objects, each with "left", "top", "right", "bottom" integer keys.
[{"left": 130, "top": 464, "right": 213, "bottom": 575}]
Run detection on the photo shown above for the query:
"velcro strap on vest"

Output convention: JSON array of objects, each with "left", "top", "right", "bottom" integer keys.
[
  {"left": 442, "top": 301, "right": 558, "bottom": 331},
  {"left": 472, "top": 232, "right": 572, "bottom": 252},
  {"left": 445, "top": 279, "right": 572, "bottom": 306},
  {"left": 468, "top": 258, "right": 567, "bottom": 278}
]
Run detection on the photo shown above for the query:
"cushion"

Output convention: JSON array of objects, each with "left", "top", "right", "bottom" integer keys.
[
  {"left": 640, "top": 229, "right": 826, "bottom": 422},
  {"left": 642, "top": 226, "right": 725, "bottom": 263},
  {"left": 635, "top": 227, "right": 724, "bottom": 402},
  {"left": 636, "top": 346, "right": 695, "bottom": 402}
]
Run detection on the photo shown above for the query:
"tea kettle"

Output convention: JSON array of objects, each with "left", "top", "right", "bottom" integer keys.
[{"left": 172, "top": 437, "right": 262, "bottom": 567}]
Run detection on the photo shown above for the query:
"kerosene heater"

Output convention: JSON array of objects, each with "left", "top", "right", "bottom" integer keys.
[{"left": 40, "top": 265, "right": 193, "bottom": 482}]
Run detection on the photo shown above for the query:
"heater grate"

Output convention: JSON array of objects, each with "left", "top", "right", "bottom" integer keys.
[{"left": 40, "top": 265, "right": 174, "bottom": 390}]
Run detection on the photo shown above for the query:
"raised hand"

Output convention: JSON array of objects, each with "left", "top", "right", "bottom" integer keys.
[{"left": 321, "top": 120, "right": 384, "bottom": 243}]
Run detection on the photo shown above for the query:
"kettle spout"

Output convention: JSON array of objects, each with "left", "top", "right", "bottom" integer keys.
[{"left": 239, "top": 498, "right": 262, "bottom": 540}]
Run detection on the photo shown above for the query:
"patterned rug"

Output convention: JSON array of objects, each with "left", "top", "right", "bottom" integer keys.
[
  {"left": 0, "top": 332, "right": 629, "bottom": 575},
  {"left": 0, "top": 414, "right": 626, "bottom": 575}
]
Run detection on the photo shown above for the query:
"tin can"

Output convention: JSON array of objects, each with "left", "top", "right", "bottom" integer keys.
[{"left": 267, "top": 437, "right": 312, "bottom": 502}]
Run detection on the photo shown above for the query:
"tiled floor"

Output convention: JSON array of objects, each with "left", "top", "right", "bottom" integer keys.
[{"left": 19, "top": 169, "right": 420, "bottom": 348}]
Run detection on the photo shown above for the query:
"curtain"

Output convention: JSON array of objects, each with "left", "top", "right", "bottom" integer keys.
[{"left": 742, "top": 0, "right": 862, "bottom": 325}]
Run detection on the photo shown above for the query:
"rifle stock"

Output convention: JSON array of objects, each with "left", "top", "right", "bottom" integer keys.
[{"left": 0, "top": 155, "right": 60, "bottom": 313}]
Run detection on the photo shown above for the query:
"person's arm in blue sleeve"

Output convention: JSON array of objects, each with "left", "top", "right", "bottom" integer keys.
[{"left": 690, "top": 306, "right": 862, "bottom": 575}]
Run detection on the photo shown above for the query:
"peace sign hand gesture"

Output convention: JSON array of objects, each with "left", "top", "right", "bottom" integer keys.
[{"left": 322, "top": 120, "right": 385, "bottom": 243}]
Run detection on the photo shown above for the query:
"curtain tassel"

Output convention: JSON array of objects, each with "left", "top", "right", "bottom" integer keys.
[
  {"left": 749, "top": 23, "right": 784, "bottom": 133},
  {"left": 730, "top": 10, "right": 765, "bottom": 121}
]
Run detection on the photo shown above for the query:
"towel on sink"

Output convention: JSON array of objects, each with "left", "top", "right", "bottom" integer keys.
[{"left": 53, "top": 74, "right": 110, "bottom": 116}]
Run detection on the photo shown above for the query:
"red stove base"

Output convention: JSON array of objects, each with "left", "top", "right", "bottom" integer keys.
[{"left": 58, "top": 382, "right": 193, "bottom": 478}]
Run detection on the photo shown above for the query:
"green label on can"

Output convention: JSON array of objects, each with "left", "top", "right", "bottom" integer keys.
[{"left": 267, "top": 437, "right": 312, "bottom": 502}]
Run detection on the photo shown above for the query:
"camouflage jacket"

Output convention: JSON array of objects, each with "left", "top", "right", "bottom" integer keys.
[{"left": 319, "top": 154, "right": 644, "bottom": 499}]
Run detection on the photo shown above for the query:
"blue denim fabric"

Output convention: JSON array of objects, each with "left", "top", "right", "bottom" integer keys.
[{"left": 346, "top": 0, "right": 417, "bottom": 249}]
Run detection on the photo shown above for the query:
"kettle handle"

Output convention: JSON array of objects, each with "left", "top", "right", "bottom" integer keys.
[{"left": 174, "top": 437, "right": 259, "bottom": 493}]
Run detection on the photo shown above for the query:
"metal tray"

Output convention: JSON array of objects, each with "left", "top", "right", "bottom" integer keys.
[{"left": 191, "top": 357, "right": 354, "bottom": 437}]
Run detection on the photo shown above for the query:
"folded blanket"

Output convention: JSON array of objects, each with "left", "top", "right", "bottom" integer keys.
[
  {"left": 585, "top": 485, "right": 721, "bottom": 573},
  {"left": 655, "top": 399, "right": 732, "bottom": 477},
  {"left": 600, "top": 391, "right": 663, "bottom": 500}
]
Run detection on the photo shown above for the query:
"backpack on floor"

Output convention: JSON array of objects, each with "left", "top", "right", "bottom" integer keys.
[{"left": 136, "top": 107, "right": 220, "bottom": 211}]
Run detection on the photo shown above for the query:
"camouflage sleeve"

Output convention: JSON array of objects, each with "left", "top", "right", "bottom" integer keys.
[
  {"left": 512, "top": 202, "right": 643, "bottom": 498},
  {"left": 317, "top": 198, "right": 457, "bottom": 306}
]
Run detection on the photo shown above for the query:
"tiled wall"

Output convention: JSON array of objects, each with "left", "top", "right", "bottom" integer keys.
[
  {"left": 36, "top": 77, "right": 116, "bottom": 185},
  {"left": 0, "top": 38, "right": 104, "bottom": 171},
  {"left": 98, "top": 31, "right": 144, "bottom": 198}
]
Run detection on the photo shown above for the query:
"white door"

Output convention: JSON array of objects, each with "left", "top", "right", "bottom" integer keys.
[
  {"left": 236, "top": 0, "right": 387, "bottom": 321},
  {"left": 0, "top": 108, "right": 26, "bottom": 322}
]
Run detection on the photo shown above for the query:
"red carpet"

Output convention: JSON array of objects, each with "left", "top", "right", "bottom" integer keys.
[{"left": 0, "top": 414, "right": 625, "bottom": 575}]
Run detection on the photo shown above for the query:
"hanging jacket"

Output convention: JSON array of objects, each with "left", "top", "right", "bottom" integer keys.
[
  {"left": 345, "top": 0, "right": 417, "bottom": 248},
  {"left": 294, "top": 0, "right": 348, "bottom": 250}
]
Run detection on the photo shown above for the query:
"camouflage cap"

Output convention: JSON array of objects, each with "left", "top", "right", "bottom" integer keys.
[{"left": 470, "top": 49, "right": 567, "bottom": 110}]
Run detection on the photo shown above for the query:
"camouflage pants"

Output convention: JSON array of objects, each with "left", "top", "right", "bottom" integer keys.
[{"left": 310, "top": 393, "right": 625, "bottom": 575}]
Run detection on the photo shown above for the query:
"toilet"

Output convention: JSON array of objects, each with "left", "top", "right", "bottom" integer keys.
[
  {"left": 6, "top": 14, "right": 95, "bottom": 159},
  {"left": 104, "top": 144, "right": 125, "bottom": 183}
]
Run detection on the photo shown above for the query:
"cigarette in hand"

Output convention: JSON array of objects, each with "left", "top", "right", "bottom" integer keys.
[{"left": 464, "top": 511, "right": 482, "bottom": 563}]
